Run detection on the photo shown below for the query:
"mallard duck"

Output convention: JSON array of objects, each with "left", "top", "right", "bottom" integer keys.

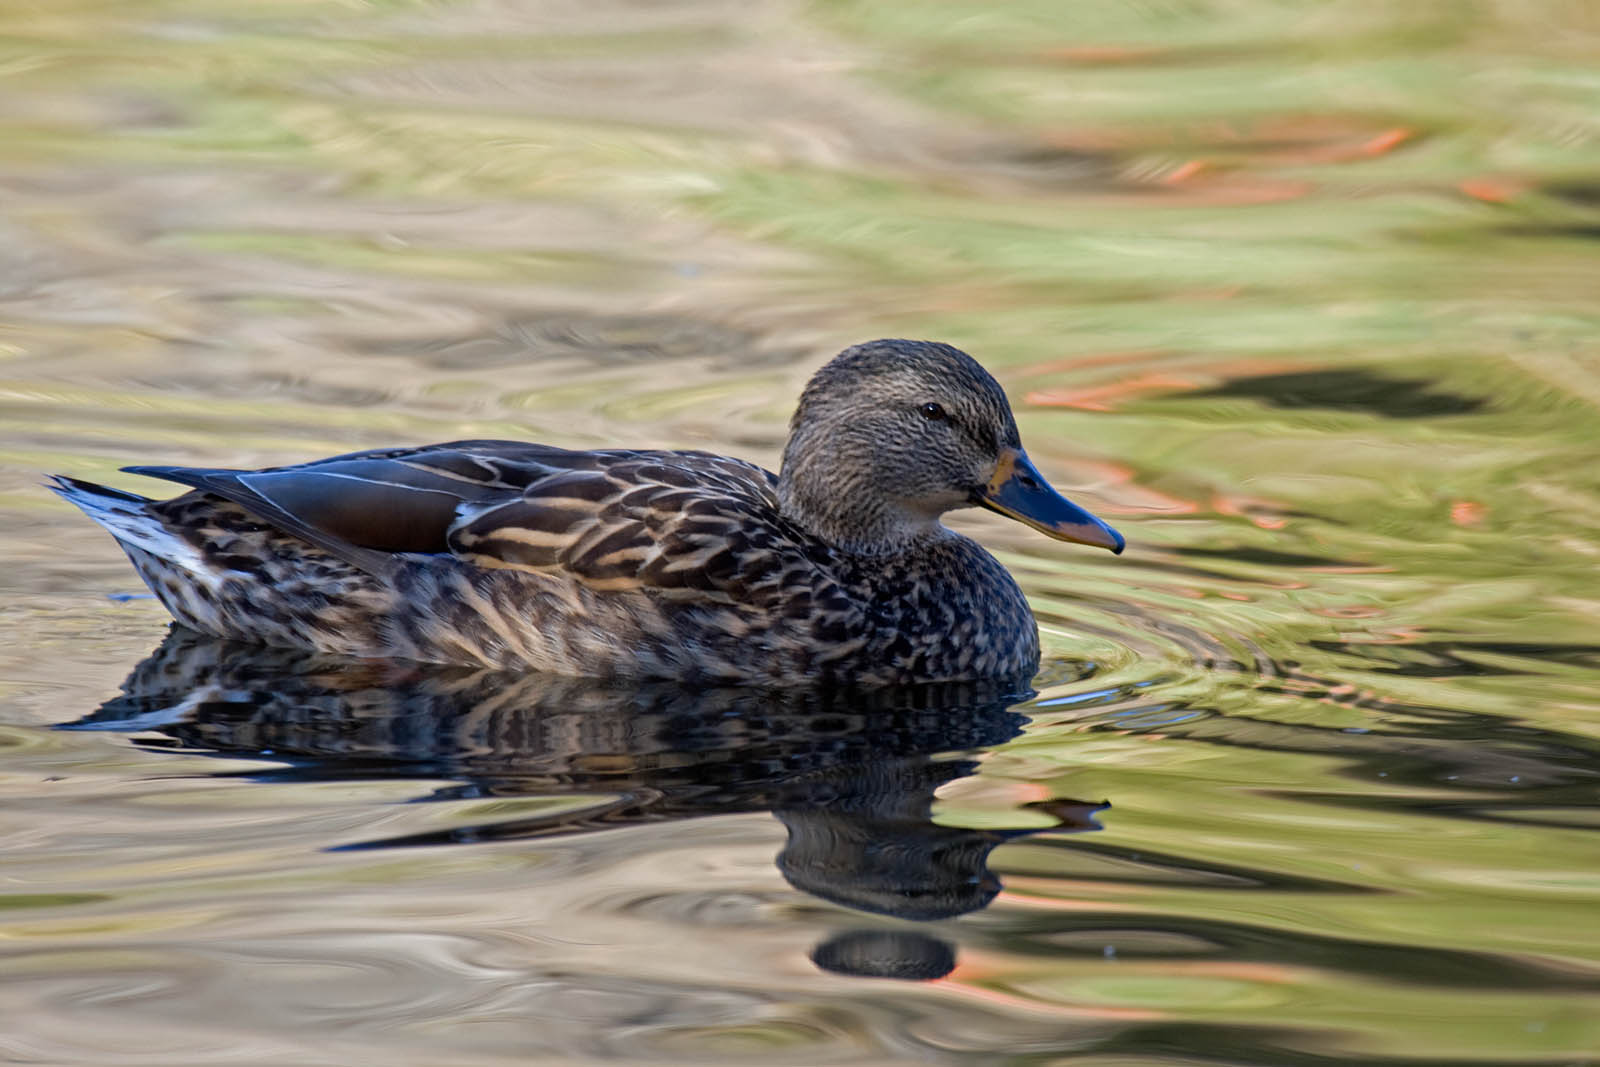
[{"left": 53, "top": 339, "right": 1123, "bottom": 685}]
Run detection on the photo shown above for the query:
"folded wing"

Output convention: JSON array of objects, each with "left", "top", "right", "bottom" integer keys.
[{"left": 125, "top": 441, "right": 808, "bottom": 604}]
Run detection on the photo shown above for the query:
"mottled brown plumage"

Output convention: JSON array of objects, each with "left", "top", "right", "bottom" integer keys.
[{"left": 53, "top": 339, "right": 1124, "bottom": 684}]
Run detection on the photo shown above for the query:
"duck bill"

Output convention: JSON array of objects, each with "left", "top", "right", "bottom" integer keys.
[{"left": 976, "top": 448, "right": 1125, "bottom": 554}]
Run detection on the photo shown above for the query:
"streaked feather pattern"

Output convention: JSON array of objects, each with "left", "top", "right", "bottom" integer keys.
[{"left": 53, "top": 340, "right": 1125, "bottom": 684}]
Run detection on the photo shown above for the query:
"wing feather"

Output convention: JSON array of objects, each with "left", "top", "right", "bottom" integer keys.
[
  {"left": 447, "top": 451, "right": 815, "bottom": 603},
  {"left": 124, "top": 440, "right": 815, "bottom": 601}
]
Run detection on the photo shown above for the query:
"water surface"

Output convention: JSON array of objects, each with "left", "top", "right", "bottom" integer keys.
[{"left": 1, "top": 1, "right": 1598, "bottom": 1063}]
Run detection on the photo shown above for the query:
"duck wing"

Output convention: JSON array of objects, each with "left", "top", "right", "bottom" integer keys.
[
  {"left": 446, "top": 449, "right": 808, "bottom": 605},
  {"left": 125, "top": 442, "right": 807, "bottom": 603},
  {"left": 125, "top": 440, "right": 544, "bottom": 574}
]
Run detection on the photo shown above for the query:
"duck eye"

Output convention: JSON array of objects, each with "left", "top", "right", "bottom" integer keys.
[{"left": 919, "top": 402, "right": 947, "bottom": 421}]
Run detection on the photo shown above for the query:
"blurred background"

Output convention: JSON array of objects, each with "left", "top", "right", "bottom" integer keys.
[{"left": 1, "top": 1, "right": 1597, "bottom": 1064}]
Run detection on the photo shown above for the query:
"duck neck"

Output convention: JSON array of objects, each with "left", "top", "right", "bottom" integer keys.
[{"left": 777, "top": 441, "right": 942, "bottom": 559}]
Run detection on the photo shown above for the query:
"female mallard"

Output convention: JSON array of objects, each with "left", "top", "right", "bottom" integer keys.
[{"left": 53, "top": 339, "right": 1123, "bottom": 685}]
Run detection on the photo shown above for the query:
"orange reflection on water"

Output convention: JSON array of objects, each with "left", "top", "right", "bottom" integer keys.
[
  {"left": 1459, "top": 176, "right": 1527, "bottom": 203},
  {"left": 1213, "top": 492, "right": 1290, "bottom": 530},
  {"left": 1026, "top": 371, "right": 1198, "bottom": 412}
]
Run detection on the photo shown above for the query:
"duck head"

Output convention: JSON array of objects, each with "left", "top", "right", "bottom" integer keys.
[{"left": 778, "top": 339, "right": 1125, "bottom": 557}]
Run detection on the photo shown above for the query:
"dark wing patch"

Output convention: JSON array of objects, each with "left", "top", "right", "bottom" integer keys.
[
  {"left": 234, "top": 471, "right": 462, "bottom": 554},
  {"left": 123, "top": 464, "right": 401, "bottom": 575},
  {"left": 122, "top": 441, "right": 607, "bottom": 574}
]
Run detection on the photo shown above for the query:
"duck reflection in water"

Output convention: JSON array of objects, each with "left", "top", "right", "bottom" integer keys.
[{"left": 68, "top": 629, "right": 1108, "bottom": 981}]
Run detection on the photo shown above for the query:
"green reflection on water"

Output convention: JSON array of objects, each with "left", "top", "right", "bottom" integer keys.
[{"left": 0, "top": 0, "right": 1596, "bottom": 1063}]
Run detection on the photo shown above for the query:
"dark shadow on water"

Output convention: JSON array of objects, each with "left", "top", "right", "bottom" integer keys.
[
  {"left": 1188, "top": 367, "right": 1485, "bottom": 417},
  {"left": 1308, "top": 636, "right": 1600, "bottom": 677},
  {"left": 64, "top": 627, "right": 1108, "bottom": 981}
]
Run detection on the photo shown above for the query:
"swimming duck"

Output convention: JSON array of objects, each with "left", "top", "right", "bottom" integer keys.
[{"left": 53, "top": 339, "right": 1124, "bottom": 685}]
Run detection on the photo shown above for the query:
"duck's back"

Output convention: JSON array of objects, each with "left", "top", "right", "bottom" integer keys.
[{"left": 59, "top": 442, "right": 862, "bottom": 681}]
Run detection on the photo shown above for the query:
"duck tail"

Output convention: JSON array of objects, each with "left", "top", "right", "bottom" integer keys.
[{"left": 47, "top": 475, "right": 214, "bottom": 582}]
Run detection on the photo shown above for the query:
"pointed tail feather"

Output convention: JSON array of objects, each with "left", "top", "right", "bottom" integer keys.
[
  {"left": 48, "top": 474, "right": 149, "bottom": 505},
  {"left": 48, "top": 475, "right": 210, "bottom": 576}
]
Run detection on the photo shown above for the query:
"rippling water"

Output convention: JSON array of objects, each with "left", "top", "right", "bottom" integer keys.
[{"left": 2, "top": 0, "right": 1598, "bottom": 1063}]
